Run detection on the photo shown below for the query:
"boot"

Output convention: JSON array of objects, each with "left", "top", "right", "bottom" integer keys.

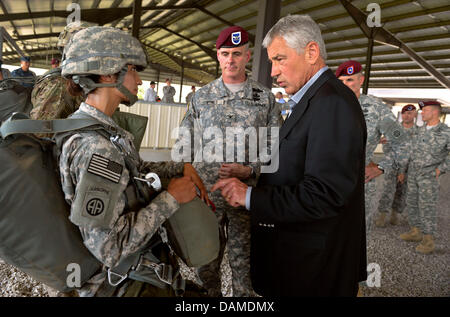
[
  {"left": 375, "top": 212, "right": 387, "bottom": 227},
  {"left": 399, "top": 227, "right": 423, "bottom": 242},
  {"left": 389, "top": 210, "right": 399, "bottom": 225},
  {"left": 416, "top": 235, "right": 435, "bottom": 254},
  {"left": 357, "top": 286, "right": 363, "bottom": 297}
]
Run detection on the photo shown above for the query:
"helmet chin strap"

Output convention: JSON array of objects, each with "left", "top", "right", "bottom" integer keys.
[{"left": 73, "top": 67, "right": 138, "bottom": 107}]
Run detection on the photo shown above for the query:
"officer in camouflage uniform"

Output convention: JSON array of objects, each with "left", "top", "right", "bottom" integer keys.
[
  {"left": 398, "top": 101, "right": 449, "bottom": 254},
  {"left": 58, "top": 26, "right": 206, "bottom": 296},
  {"left": 30, "top": 22, "right": 92, "bottom": 120},
  {"left": 336, "top": 60, "right": 399, "bottom": 233},
  {"left": 175, "top": 26, "right": 282, "bottom": 296},
  {"left": 162, "top": 78, "right": 176, "bottom": 103},
  {"left": 375, "top": 104, "right": 418, "bottom": 227}
]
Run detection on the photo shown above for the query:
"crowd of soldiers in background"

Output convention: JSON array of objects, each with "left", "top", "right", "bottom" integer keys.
[
  {"left": 142, "top": 79, "right": 196, "bottom": 104},
  {"left": 0, "top": 34, "right": 447, "bottom": 260}
]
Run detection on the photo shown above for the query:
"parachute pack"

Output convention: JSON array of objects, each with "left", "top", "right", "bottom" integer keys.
[
  {"left": 0, "top": 77, "right": 34, "bottom": 122},
  {"left": 0, "top": 113, "right": 103, "bottom": 292},
  {"left": 0, "top": 84, "right": 219, "bottom": 294}
]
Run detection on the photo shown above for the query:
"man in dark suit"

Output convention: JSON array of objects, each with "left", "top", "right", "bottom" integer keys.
[{"left": 212, "top": 15, "right": 367, "bottom": 296}]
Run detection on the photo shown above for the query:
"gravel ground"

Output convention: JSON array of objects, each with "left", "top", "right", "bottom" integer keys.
[
  {"left": 360, "top": 172, "right": 450, "bottom": 297},
  {"left": 1, "top": 170, "right": 448, "bottom": 297}
]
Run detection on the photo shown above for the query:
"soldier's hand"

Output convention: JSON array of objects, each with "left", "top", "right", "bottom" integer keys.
[
  {"left": 436, "top": 168, "right": 441, "bottom": 179},
  {"left": 398, "top": 173, "right": 405, "bottom": 184},
  {"left": 167, "top": 176, "right": 196, "bottom": 204},
  {"left": 219, "top": 163, "right": 252, "bottom": 180},
  {"left": 365, "top": 162, "right": 383, "bottom": 183},
  {"left": 183, "top": 163, "right": 210, "bottom": 205},
  {"left": 211, "top": 178, "right": 247, "bottom": 208},
  {"left": 379, "top": 136, "right": 387, "bottom": 144}
]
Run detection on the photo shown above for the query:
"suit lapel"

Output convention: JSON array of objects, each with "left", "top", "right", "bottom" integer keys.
[{"left": 279, "top": 69, "right": 334, "bottom": 141}]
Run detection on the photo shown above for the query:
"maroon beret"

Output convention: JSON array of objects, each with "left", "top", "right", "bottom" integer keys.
[
  {"left": 51, "top": 58, "right": 60, "bottom": 65},
  {"left": 418, "top": 100, "right": 441, "bottom": 109},
  {"left": 216, "top": 26, "right": 249, "bottom": 50},
  {"left": 401, "top": 104, "right": 416, "bottom": 113},
  {"left": 335, "top": 60, "right": 363, "bottom": 77}
]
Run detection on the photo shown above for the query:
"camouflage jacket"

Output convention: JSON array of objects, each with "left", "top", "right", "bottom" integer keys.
[
  {"left": 162, "top": 85, "right": 176, "bottom": 103},
  {"left": 58, "top": 102, "right": 184, "bottom": 296},
  {"left": 398, "top": 122, "right": 450, "bottom": 174},
  {"left": 30, "top": 68, "right": 84, "bottom": 120},
  {"left": 359, "top": 94, "right": 398, "bottom": 172},
  {"left": 176, "top": 76, "right": 282, "bottom": 206},
  {"left": 382, "top": 123, "right": 418, "bottom": 172}
]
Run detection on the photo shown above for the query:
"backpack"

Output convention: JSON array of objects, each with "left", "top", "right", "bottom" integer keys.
[
  {"left": 0, "top": 77, "right": 34, "bottom": 122},
  {"left": 0, "top": 113, "right": 102, "bottom": 292}
]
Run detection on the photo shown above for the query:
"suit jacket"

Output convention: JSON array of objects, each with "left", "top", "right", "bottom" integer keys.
[{"left": 250, "top": 69, "right": 367, "bottom": 296}]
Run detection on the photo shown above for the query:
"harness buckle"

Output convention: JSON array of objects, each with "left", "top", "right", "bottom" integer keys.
[{"left": 107, "top": 268, "right": 128, "bottom": 286}]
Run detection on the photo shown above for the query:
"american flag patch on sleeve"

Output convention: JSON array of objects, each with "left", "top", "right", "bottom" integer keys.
[{"left": 87, "top": 154, "right": 123, "bottom": 183}]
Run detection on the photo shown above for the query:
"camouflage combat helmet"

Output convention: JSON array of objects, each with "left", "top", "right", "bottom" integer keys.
[
  {"left": 61, "top": 26, "right": 148, "bottom": 106},
  {"left": 57, "top": 21, "right": 95, "bottom": 51}
]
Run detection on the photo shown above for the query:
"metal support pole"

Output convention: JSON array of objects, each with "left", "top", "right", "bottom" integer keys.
[
  {"left": 0, "top": 26, "right": 27, "bottom": 59},
  {"left": 156, "top": 66, "right": 160, "bottom": 95},
  {"left": 363, "top": 37, "right": 374, "bottom": 95},
  {"left": 179, "top": 58, "right": 184, "bottom": 103},
  {"left": 132, "top": 0, "right": 142, "bottom": 39},
  {"left": 339, "top": 0, "right": 450, "bottom": 89},
  {"left": 251, "top": 0, "right": 281, "bottom": 89},
  {"left": 0, "top": 29, "right": 3, "bottom": 60}
]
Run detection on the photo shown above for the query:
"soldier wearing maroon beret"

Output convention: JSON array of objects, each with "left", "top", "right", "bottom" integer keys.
[
  {"left": 377, "top": 103, "right": 418, "bottom": 228},
  {"left": 398, "top": 100, "right": 449, "bottom": 254},
  {"left": 51, "top": 58, "right": 60, "bottom": 68},
  {"left": 418, "top": 100, "right": 442, "bottom": 110},
  {"left": 336, "top": 60, "right": 400, "bottom": 233},
  {"left": 402, "top": 104, "right": 416, "bottom": 113},
  {"left": 175, "top": 25, "right": 282, "bottom": 296}
]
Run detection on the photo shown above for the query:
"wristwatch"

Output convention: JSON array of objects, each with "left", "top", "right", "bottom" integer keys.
[
  {"left": 377, "top": 164, "right": 384, "bottom": 174},
  {"left": 249, "top": 166, "right": 256, "bottom": 178}
]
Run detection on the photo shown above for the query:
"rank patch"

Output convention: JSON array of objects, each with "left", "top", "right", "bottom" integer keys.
[{"left": 87, "top": 154, "right": 123, "bottom": 183}]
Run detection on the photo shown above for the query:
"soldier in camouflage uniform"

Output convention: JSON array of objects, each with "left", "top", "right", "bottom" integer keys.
[
  {"left": 30, "top": 22, "right": 92, "bottom": 120},
  {"left": 398, "top": 101, "right": 449, "bottom": 254},
  {"left": 175, "top": 26, "right": 282, "bottom": 296},
  {"left": 162, "top": 78, "right": 176, "bottom": 103},
  {"left": 58, "top": 26, "right": 207, "bottom": 296},
  {"left": 336, "top": 60, "right": 399, "bottom": 233},
  {"left": 375, "top": 104, "right": 418, "bottom": 227}
]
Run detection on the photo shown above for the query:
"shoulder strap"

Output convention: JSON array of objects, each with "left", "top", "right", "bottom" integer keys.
[
  {"left": 35, "top": 68, "right": 62, "bottom": 85},
  {"left": 0, "top": 114, "right": 102, "bottom": 139}
]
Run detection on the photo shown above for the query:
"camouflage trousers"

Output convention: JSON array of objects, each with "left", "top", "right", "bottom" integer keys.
[
  {"left": 378, "top": 168, "right": 407, "bottom": 214},
  {"left": 197, "top": 204, "right": 256, "bottom": 297},
  {"left": 365, "top": 180, "right": 378, "bottom": 234},
  {"left": 226, "top": 208, "right": 256, "bottom": 297},
  {"left": 405, "top": 168, "right": 440, "bottom": 235}
]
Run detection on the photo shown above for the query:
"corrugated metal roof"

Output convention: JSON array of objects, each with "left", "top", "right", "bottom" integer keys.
[{"left": 1, "top": 0, "right": 449, "bottom": 88}]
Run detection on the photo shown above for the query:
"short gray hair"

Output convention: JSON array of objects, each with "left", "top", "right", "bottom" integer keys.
[{"left": 263, "top": 15, "right": 327, "bottom": 60}]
